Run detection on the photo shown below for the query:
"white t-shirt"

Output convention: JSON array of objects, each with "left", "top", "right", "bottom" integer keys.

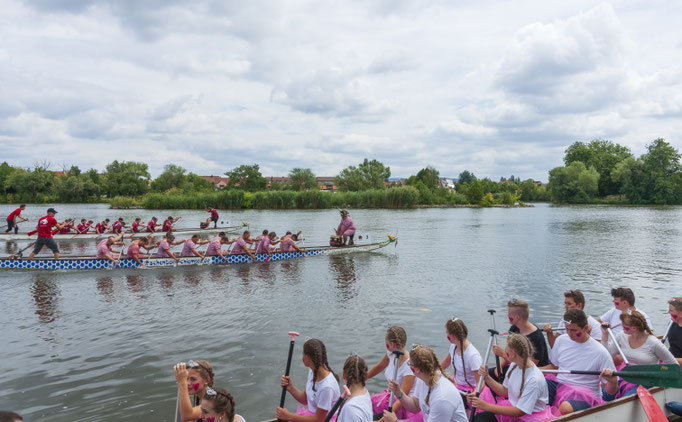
[
  {"left": 448, "top": 343, "right": 482, "bottom": 387},
  {"left": 600, "top": 307, "right": 652, "bottom": 334},
  {"left": 557, "top": 315, "right": 602, "bottom": 341},
  {"left": 304, "top": 370, "right": 340, "bottom": 413},
  {"left": 235, "top": 415, "right": 246, "bottom": 422},
  {"left": 550, "top": 335, "right": 615, "bottom": 397},
  {"left": 604, "top": 332, "right": 679, "bottom": 365},
  {"left": 337, "top": 390, "right": 372, "bottom": 422},
  {"left": 384, "top": 351, "right": 416, "bottom": 395},
  {"left": 413, "top": 374, "right": 468, "bottom": 422},
  {"left": 503, "top": 363, "right": 549, "bottom": 414}
]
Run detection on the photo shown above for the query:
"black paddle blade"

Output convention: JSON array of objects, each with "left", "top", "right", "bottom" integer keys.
[{"left": 618, "top": 364, "right": 682, "bottom": 388}]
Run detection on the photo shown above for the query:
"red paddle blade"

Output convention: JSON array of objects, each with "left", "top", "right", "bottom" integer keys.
[{"left": 636, "top": 386, "right": 667, "bottom": 422}]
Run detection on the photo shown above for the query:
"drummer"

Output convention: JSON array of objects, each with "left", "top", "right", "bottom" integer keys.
[{"left": 336, "top": 210, "right": 356, "bottom": 246}]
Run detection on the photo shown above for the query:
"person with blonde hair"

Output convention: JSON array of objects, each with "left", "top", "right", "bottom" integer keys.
[
  {"left": 174, "top": 360, "right": 215, "bottom": 422},
  {"left": 200, "top": 387, "right": 246, "bottom": 422}
]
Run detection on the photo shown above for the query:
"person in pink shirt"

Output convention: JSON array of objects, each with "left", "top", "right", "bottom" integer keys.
[
  {"left": 127, "top": 237, "right": 153, "bottom": 266},
  {"left": 279, "top": 232, "right": 304, "bottom": 253},
  {"left": 96, "top": 235, "right": 123, "bottom": 261},
  {"left": 181, "top": 234, "right": 208, "bottom": 258},
  {"left": 146, "top": 217, "right": 158, "bottom": 233},
  {"left": 256, "top": 232, "right": 279, "bottom": 257},
  {"left": 231, "top": 231, "right": 256, "bottom": 260},
  {"left": 155, "top": 233, "right": 183, "bottom": 262},
  {"left": 5, "top": 204, "right": 27, "bottom": 234},
  {"left": 206, "top": 236, "right": 234, "bottom": 260},
  {"left": 336, "top": 210, "right": 356, "bottom": 245}
]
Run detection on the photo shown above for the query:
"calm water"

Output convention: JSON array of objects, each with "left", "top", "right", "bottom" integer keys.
[{"left": 1, "top": 204, "right": 680, "bottom": 421}]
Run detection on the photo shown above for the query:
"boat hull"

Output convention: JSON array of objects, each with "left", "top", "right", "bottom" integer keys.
[{"left": 0, "top": 225, "right": 246, "bottom": 241}]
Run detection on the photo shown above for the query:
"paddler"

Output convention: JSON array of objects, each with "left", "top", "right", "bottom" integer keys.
[
  {"left": 127, "top": 236, "right": 154, "bottom": 266},
  {"left": 162, "top": 216, "right": 180, "bottom": 232},
  {"left": 205, "top": 234, "right": 234, "bottom": 260},
  {"left": 206, "top": 206, "right": 219, "bottom": 228},
  {"left": 27, "top": 208, "right": 68, "bottom": 260},
  {"left": 155, "top": 233, "right": 182, "bottom": 262},
  {"left": 95, "top": 218, "right": 110, "bottom": 234},
  {"left": 279, "top": 231, "right": 304, "bottom": 253},
  {"left": 59, "top": 219, "right": 75, "bottom": 234},
  {"left": 4, "top": 204, "right": 27, "bottom": 234},
  {"left": 96, "top": 234, "right": 124, "bottom": 262},
  {"left": 75, "top": 219, "right": 91, "bottom": 234},
  {"left": 146, "top": 216, "right": 158, "bottom": 233},
  {"left": 111, "top": 217, "right": 127, "bottom": 234},
  {"left": 131, "top": 217, "right": 143, "bottom": 233},
  {"left": 231, "top": 230, "right": 256, "bottom": 260},
  {"left": 336, "top": 209, "right": 356, "bottom": 246},
  {"left": 180, "top": 234, "right": 209, "bottom": 259}
]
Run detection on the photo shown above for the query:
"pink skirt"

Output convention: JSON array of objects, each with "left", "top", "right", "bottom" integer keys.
[
  {"left": 371, "top": 390, "right": 423, "bottom": 421},
  {"left": 296, "top": 406, "right": 337, "bottom": 421},
  {"left": 544, "top": 374, "right": 603, "bottom": 413},
  {"left": 493, "top": 397, "right": 556, "bottom": 421}
]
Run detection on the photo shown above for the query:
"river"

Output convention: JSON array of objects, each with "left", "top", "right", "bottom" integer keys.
[{"left": 1, "top": 203, "right": 680, "bottom": 421}]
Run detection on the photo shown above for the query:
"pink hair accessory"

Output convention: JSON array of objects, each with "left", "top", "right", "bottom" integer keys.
[
  {"left": 288, "top": 331, "right": 300, "bottom": 341},
  {"left": 342, "top": 385, "right": 351, "bottom": 398}
]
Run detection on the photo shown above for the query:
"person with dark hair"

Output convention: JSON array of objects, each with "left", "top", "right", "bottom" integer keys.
[
  {"left": 181, "top": 234, "right": 209, "bottom": 259},
  {"left": 112, "top": 217, "right": 127, "bottom": 234},
  {"left": 162, "top": 216, "right": 180, "bottom": 232},
  {"left": 540, "top": 309, "right": 617, "bottom": 416},
  {"left": 336, "top": 210, "right": 356, "bottom": 246},
  {"left": 155, "top": 233, "right": 183, "bottom": 262},
  {"left": 367, "top": 326, "right": 419, "bottom": 420},
  {"left": 4, "top": 204, "right": 27, "bottom": 234},
  {"left": 231, "top": 231, "right": 256, "bottom": 260},
  {"left": 277, "top": 338, "right": 340, "bottom": 422},
  {"left": 206, "top": 206, "right": 219, "bottom": 228},
  {"left": 131, "top": 217, "right": 143, "bottom": 233},
  {"left": 336, "top": 355, "right": 372, "bottom": 422},
  {"left": 667, "top": 297, "right": 682, "bottom": 365},
  {"left": 127, "top": 236, "right": 153, "bottom": 266},
  {"left": 0, "top": 411, "right": 22, "bottom": 422},
  {"left": 544, "top": 290, "right": 602, "bottom": 347},
  {"left": 95, "top": 218, "right": 110, "bottom": 234},
  {"left": 27, "top": 208, "right": 67, "bottom": 260},
  {"left": 200, "top": 387, "right": 245, "bottom": 422},
  {"left": 279, "top": 231, "right": 304, "bottom": 253},
  {"left": 146, "top": 216, "right": 158, "bottom": 233},
  {"left": 599, "top": 287, "right": 651, "bottom": 334},
  {"left": 441, "top": 317, "right": 482, "bottom": 393},
  {"left": 174, "top": 360, "right": 215, "bottom": 422}
]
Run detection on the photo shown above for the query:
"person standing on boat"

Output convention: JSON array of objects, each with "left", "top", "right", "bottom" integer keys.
[
  {"left": 146, "top": 216, "right": 158, "bottom": 233},
  {"left": 155, "top": 233, "right": 182, "bottom": 262},
  {"left": 4, "top": 204, "right": 27, "bottom": 234},
  {"left": 174, "top": 360, "right": 215, "bottom": 422},
  {"left": 543, "top": 290, "right": 602, "bottom": 348},
  {"left": 276, "top": 338, "right": 340, "bottom": 422},
  {"left": 539, "top": 309, "right": 617, "bottom": 416},
  {"left": 96, "top": 235, "right": 123, "bottom": 262},
  {"left": 27, "top": 208, "right": 67, "bottom": 260},
  {"left": 337, "top": 354, "right": 373, "bottom": 422},
  {"left": 206, "top": 206, "right": 219, "bottom": 228},
  {"left": 162, "top": 216, "right": 179, "bottom": 232},
  {"left": 131, "top": 217, "right": 143, "bottom": 233},
  {"left": 336, "top": 210, "right": 356, "bottom": 246},
  {"left": 231, "top": 231, "right": 256, "bottom": 260},
  {"left": 598, "top": 287, "right": 652, "bottom": 334},
  {"left": 181, "top": 234, "right": 209, "bottom": 259},
  {"left": 599, "top": 310, "right": 678, "bottom": 400},
  {"left": 384, "top": 344, "right": 468, "bottom": 422},
  {"left": 200, "top": 387, "right": 246, "bottom": 422}
]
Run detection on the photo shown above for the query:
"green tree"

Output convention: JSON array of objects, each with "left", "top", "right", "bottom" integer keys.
[
  {"left": 564, "top": 139, "right": 632, "bottom": 196},
  {"left": 288, "top": 168, "right": 317, "bottom": 191},
  {"left": 548, "top": 161, "right": 599, "bottom": 203},
  {"left": 185, "top": 173, "right": 214, "bottom": 192},
  {"left": 466, "top": 180, "right": 484, "bottom": 203},
  {"left": 335, "top": 158, "right": 391, "bottom": 191},
  {"left": 103, "top": 161, "right": 150, "bottom": 197},
  {"left": 0, "top": 162, "right": 15, "bottom": 195},
  {"left": 458, "top": 170, "right": 476, "bottom": 184},
  {"left": 415, "top": 166, "right": 440, "bottom": 190},
  {"left": 612, "top": 157, "right": 646, "bottom": 203},
  {"left": 225, "top": 164, "right": 267, "bottom": 192},
  {"left": 152, "top": 164, "right": 187, "bottom": 192},
  {"left": 641, "top": 138, "right": 682, "bottom": 204}
]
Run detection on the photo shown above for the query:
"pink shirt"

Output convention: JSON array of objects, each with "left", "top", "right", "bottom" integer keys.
[
  {"left": 127, "top": 243, "right": 140, "bottom": 258},
  {"left": 279, "top": 237, "right": 295, "bottom": 252},
  {"left": 340, "top": 217, "right": 356, "bottom": 233},
  {"left": 96, "top": 239, "right": 111, "bottom": 259},
  {"left": 206, "top": 239, "right": 222, "bottom": 256},
  {"left": 231, "top": 237, "right": 248, "bottom": 254},
  {"left": 156, "top": 239, "right": 171, "bottom": 257},
  {"left": 256, "top": 237, "right": 272, "bottom": 254},
  {"left": 181, "top": 240, "right": 197, "bottom": 257}
]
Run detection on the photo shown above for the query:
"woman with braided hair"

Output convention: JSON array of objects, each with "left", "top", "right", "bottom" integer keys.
[
  {"left": 469, "top": 334, "right": 552, "bottom": 421},
  {"left": 384, "top": 344, "right": 467, "bottom": 422},
  {"left": 276, "top": 338, "right": 340, "bottom": 422},
  {"left": 440, "top": 318, "right": 483, "bottom": 392},
  {"left": 336, "top": 354, "right": 373, "bottom": 422},
  {"left": 366, "top": 326, "right": 420, "bottom": 421},
  {"left": 600, "top": 310, "right": 679, "bottom": 400},
  {"left": 174, "top": 360, "right": 215, "bottom": 422},
  {"left": 200, "top": 387, "right": 246, "bottom": 422}
]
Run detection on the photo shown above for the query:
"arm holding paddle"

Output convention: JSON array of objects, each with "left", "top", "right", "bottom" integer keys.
[
  {"left": 384, "top": 378, "right": 420, "bottom": 415},
  {"left": 543, "top": 323, "right": 561, "bottom": 348},
  {"left": 277, "top": 376, "right": 334, "bottom": 422}
]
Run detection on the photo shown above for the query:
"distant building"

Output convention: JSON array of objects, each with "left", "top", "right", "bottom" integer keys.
[
  {"left": 315, "top": 176, "right": 336, "bottom": 191},
  {"left": 200, "top": 175, "right": 230, "bottom": 189},
  {"left": 439, "top": 178, "right": 455, "bottom": 190}
]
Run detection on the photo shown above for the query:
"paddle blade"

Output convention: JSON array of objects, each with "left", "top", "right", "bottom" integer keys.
[
  {"left": 636, "top": 386, "right": 668, "bottom": 422},
  {"left": 618, "top": 364, "right": 682, "bottom": 388}
]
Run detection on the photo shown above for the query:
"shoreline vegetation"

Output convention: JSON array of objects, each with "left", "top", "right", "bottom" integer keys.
[{"left": 2, "top": 137, "right": 680, "bottom": 210}]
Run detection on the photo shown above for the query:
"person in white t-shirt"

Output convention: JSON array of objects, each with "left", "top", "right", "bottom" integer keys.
[
  {"left": 277, "top": 338, "right": 341, "bottom": 422},
  {"left": 541, "top": 309, "right": 617, "bottom": 416},
  {"left": 598, "top": 287, "right": 652, "bottom": 335},
  {"left": 367, "top": 326, "right": 417, "bottom": 420},
  {"left": 384, "top": 345, "right": 468, "bottom": 422},
  {"left": 440, "top": 317, "right": 482, "bottom": 392},
  {"left": 336, "top": 354, "right": 373, "bottom": 422},
  {"left": 200, "top": 386, "right": 246, "bottom": 422},
  {"left": 469, "top": 334, "right": 553, "bottom": 422},
  {"left": 543, "top": 290, "right": 602, "bottom": 347}
]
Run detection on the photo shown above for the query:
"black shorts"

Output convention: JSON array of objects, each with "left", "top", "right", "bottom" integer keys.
[
  {"left": 211, "top": 216, "right": 218, "bottom": 222},
  {"left": 33, "top": 236, "right": 60, "bottom": 254}
]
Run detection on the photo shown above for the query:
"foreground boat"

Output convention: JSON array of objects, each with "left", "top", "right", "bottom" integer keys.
[
  {"left": 0, "top": 237, "right": 396, "bottom": 271},
  {"left": 0, "top": 224, "right": 247, "bottom": 241}
]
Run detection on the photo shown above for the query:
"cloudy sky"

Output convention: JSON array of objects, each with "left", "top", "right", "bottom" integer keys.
[{"left": 1, "top": 1, "right": 681, "bottom": 180}]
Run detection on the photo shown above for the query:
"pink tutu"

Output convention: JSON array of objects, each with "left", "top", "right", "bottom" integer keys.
[
  {"left": 296, "top": 406, "right": 337, "bottom": 421},
  {"left": 544, "top": 373, "right": 603, "bottom": 413},
  {"left": 370, "top": 390, "right": 423, "bottom": 420},
  {"left": 492, "top": 397, "right": 556, "bottom": 421},
  {"left": 467, "top": 384, "right": 499, "bottom": 416}
]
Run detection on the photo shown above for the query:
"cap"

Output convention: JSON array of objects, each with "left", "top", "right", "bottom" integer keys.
[{"left": 47, "top": 208, "right": 58, "bottom": 214}]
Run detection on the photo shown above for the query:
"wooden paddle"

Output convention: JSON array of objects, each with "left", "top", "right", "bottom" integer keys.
[{"left": 541, "top": 364, "right": 682, "bottom": 388}]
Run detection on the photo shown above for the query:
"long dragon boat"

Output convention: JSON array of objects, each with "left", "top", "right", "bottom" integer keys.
[
  {"left": 0, "top": 236, "right": 397, "bottom": 271},
  {"left": 0, "top": 223, "right": 247, "bottom": 242}
]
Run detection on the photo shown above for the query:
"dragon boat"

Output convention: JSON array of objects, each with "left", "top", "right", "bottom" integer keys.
[
  {"left": 0, "top": 223, "right": 247, "bottom": 242},
  {"left": 0, "top": 236, "right": 397, "bottom": 271}
]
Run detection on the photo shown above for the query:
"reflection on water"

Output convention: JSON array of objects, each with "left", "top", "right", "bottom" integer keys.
[
  {"left": 329, "top": 255, "right": 358, "bottom": 301},
  {"left": 97, "top": 276, "right": 114, "bottom": 301},
  {"left": 31, "top": 275, "right": 59, "bottom": 326}
]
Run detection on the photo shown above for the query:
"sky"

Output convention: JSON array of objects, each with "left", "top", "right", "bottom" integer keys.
[{"left": 1, "top": 0, "right": 681, "bottom": 181}]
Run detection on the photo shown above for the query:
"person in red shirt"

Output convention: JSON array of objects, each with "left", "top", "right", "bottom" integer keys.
[
  {"left": 111, "top": 217, "right": 127, "bottom": 234},
  {"left": 59, "top": 220, "right": 75, "bottom": 234},
  {"left": 206, "top": 206, "right": 219, "bottom": 228},
  {"left": 95, "top": 219, "right": 110, "bottom": 234},
  {"left": 28, "top": 208, "right": 67, "bottom": 260},
  {"left": 162, "top": 216, "right": 180, "bottom": 232},
  {"left": 147, "top": 216, "right": 158, "bottom": 233},
  {"left": 4, "top": 204, "right": 28, "bottom": 234},
  {"left": 131, "top": 217, "right": 142, "bottom": 233}
]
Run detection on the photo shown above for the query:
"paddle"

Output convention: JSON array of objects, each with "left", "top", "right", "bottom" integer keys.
[
  {"left": 28, "top": 218, "right": 73, "bottom": 237},
  {"left": 662, "top": 320, "right": 673, "bottom": 344},
  {"left": 636, "top": 385, "right": 668, "bottom": 422},
  {"left": 541, "top": 364, "right": 682, "bottom": 388},
  {"left": 278, "top": 331, "right": 300, "bottom": 422},
  {"left": 323, "top": 385, "right": 351, "bottom": 422},
  {"left": 469, "top": 329, "right": 498, "bottom": 422},
  {"left": 387, "top": 350, "right": 405, "bottom": 412},
  {"left": 12, "top": 225, "right": 65, "bottom": 258},
  {"left": 488, "top": 309, "right": 501, "bottom": 378},
  {"left": 605, "top": 324, "right": 630, "bottom": 366},
  {"left": 112, "top": 241, "right": 125, "bottom": 269}
]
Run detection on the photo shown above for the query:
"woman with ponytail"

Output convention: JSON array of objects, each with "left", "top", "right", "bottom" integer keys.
[
  {"left": 440, "top": 318, "right": 483, "bottom": 392},
  {"left": 384, "top": 344, "right": 467, "bottom": 422},
  {"left": 174, "top": 360, "right": 215, "bottom": 422},
  {"left": 600, "top": 310, "right": 679, "bottom": 400},
  {"left": 366, "top": 326, "right": 420, "bottom": 421},
  {"left": 469, "top": 334, "right": 552, "bottom": 422},
  {"left": 200, "top": 387, "right": 246, "bottom": 422},
  {"left": 336, "top": 354, "right": 373, "bottom": 422},
  {"left": 276, "top": 338, "right": 340, "bottom": 422}
]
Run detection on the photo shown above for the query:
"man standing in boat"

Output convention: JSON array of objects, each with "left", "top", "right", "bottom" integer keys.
[
  {"left": 206, "top": 206, "right": 219, "bottom": 228},
  {"left": 4, "top": 204, "right": 27, "bottom": 234},
  {"left": 27, "top": 208, "right": 68, "bottom": 260},
  {"left": 336, "top": 209, "right": 356, "bottom": 245}
]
